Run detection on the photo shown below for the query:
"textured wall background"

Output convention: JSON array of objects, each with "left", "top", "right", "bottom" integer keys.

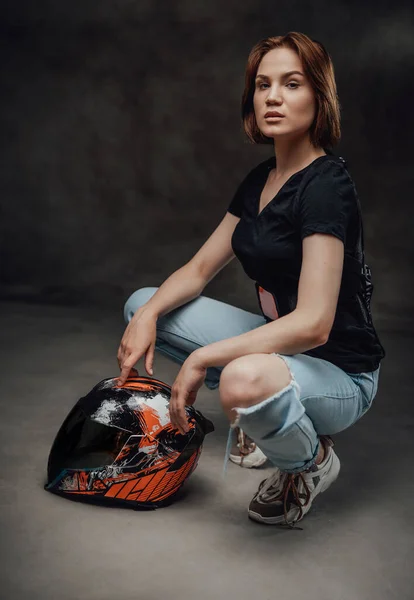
[{"left": 1, "top": 0, "right": 413, "bottom": 328}]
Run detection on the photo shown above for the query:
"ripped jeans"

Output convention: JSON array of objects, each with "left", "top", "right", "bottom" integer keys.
[{"left": 123, "top": 287, "right": 381, "bottom": 475}]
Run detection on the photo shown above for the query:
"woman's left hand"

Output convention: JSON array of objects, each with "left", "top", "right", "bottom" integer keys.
[{"left": 168, "top": 353, "right": 207, "bottom": 435}]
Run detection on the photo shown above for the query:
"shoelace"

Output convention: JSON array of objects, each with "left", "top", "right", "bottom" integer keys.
[
  {"left": 256, "top": 469, "right": 311, "bottom": 530},
  {"left": 222, "top": 426, "right": 256, "bottom": 477},
  {"left": 281, "top": 472, "right": 312, "bottom": 530},
  {"left": 257, "top": 435, "right": 334, "bottom": 529},
  {"left": 236, "top": 428, "right": 256, "bottom": 465}
]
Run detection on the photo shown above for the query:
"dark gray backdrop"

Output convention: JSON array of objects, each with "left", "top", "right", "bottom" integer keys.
[{"left": 1, "top": 0, "right": 413, "bottom": 330}]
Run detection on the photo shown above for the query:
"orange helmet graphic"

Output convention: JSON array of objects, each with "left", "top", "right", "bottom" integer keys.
[{"left": 44, "top": 369, "right": 214, "bottom": 509}]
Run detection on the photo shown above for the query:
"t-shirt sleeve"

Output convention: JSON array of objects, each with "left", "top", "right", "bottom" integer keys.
[
  {"left": 227, "top": 177, "right": 248, "bottom": 217},
  {"left": 227, "top": 166, "right": 259, "bottom": 217},
  {"left": 297, "top": 160, "right": 356, "bottom": 245}
]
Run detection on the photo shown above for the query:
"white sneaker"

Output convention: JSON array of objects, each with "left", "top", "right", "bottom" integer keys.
[
  {"left": 248, "top": 435, "right": 340, "bottom": 528},
  {"left": 229, "top": 427, "right": 268, "bottom": 468}
]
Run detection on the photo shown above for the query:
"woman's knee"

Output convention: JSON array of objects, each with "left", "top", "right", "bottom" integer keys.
[
  {"left": 219, "top": 354, "right": 292, "bottom": 410},
  {"left": 123, "top": 287, "right": 159, "bottom": 323}
]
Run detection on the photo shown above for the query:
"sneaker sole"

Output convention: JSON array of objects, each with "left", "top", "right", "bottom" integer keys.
[
  {"left": 248, "top": 451, "right": 341, "bottom": 524},
  {"left": 229, "top": 454, "right": 268, "bottom": 468}
]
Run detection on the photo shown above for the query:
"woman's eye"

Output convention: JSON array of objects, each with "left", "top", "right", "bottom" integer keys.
[{"left": 258, "top": 82, "right": 299, "bottom": 90}]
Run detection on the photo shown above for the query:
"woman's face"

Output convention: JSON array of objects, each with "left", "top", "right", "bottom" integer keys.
[{"left": 253, "top": 47, "right": 317, "bottom": 142}]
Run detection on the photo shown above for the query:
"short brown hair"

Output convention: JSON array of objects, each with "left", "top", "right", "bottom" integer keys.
[{"left": 241, "top": 32, "right": 341, "bottom": 151}]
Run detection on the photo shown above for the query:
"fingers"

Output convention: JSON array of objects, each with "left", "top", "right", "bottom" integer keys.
[
  {"left": 117, "top": 343, "right": 127, "bottom": 371},
  {"left": 117, "top": 319, "right": 135, "bottom": 365},
  {"left": 169, "top": 408, "right": 189, "bottom": 435},
  {"left": 117, "top": 337, "right": 156, "bottom": 381},
  {"left": 169, "top": 393, "right": 189, "bottom": 435},
  {"left": 117, "top": 356, "right": 137, "bottom": 386},
  {"left": 117, "top": 347, "right": 155, "bottom": 386},
  {"left": 145, "top": 343, "right": 155, "bottom": 376}
]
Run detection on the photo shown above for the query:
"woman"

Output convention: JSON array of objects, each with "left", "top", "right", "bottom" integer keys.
[{"left": 117, "top": 32, "right": 386, "bottom": 529}]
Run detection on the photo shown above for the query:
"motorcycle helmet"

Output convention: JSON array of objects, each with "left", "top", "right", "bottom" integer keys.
[{"left": 44, "top": 369, "right": 214, "bottom": 509}]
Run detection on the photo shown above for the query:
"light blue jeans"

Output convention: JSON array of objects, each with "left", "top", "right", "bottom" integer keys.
[{"left": 123, "top": 287, "right": 381, "bottom": 475}]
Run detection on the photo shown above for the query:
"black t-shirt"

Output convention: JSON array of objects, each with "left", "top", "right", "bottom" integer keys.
[{"left": 227, "top": 154, "right": 386, "bottom": 374}]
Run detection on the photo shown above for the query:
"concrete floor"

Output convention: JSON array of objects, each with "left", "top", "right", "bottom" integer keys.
[{"left": 1, "top": 300, "right": 413, "bottom": 600}]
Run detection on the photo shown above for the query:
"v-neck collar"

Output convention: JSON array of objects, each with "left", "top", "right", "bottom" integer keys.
[{"left": 255, "top": 155, "right": 330, "bottom": 219}]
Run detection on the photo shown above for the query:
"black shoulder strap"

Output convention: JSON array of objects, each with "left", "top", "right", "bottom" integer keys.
[{"left": 335, "top": 156, "right": 365, "bottom": 265}]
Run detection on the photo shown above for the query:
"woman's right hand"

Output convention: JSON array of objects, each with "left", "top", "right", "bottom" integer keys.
[{"left": 116, "top": 308, "right": 158, "bottom": 386}]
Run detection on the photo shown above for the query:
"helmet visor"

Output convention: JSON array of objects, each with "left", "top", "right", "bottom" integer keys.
[{"left": 47, "top": 404, "right": 130, "bottom": 484}]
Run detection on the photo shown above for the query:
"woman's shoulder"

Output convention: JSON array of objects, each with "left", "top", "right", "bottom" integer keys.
[
  {"left": 256, "top": 153, "right": 352, "bottom": 181},
  {"left": 243, "top": 153, "right": 355, "bottom": 192},
  {"left": 303, "top": 154, "right": 357, "bottom": 196}
]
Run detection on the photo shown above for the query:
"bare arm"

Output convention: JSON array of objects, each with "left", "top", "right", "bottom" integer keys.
[
  {"left": 193, "top": 232, "right": 345, "bottom": 368},
  {"left": 117, "top": 212, "right": 241, "bottom": 384},
  {"left": 140, "top": 211, "right": 240, "bottom": 319}
]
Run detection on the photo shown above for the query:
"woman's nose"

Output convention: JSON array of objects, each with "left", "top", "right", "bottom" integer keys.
[{"left": 266, "top": 89, "right": 283, "bottom": 103}]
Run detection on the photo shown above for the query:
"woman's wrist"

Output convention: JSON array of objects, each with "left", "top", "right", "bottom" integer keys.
[
  {"left": 190, "top": 348, "right": 210, "bottom": 368},
  {"left": 137, "top": 304, "right": 159, "bottom": 321}
]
